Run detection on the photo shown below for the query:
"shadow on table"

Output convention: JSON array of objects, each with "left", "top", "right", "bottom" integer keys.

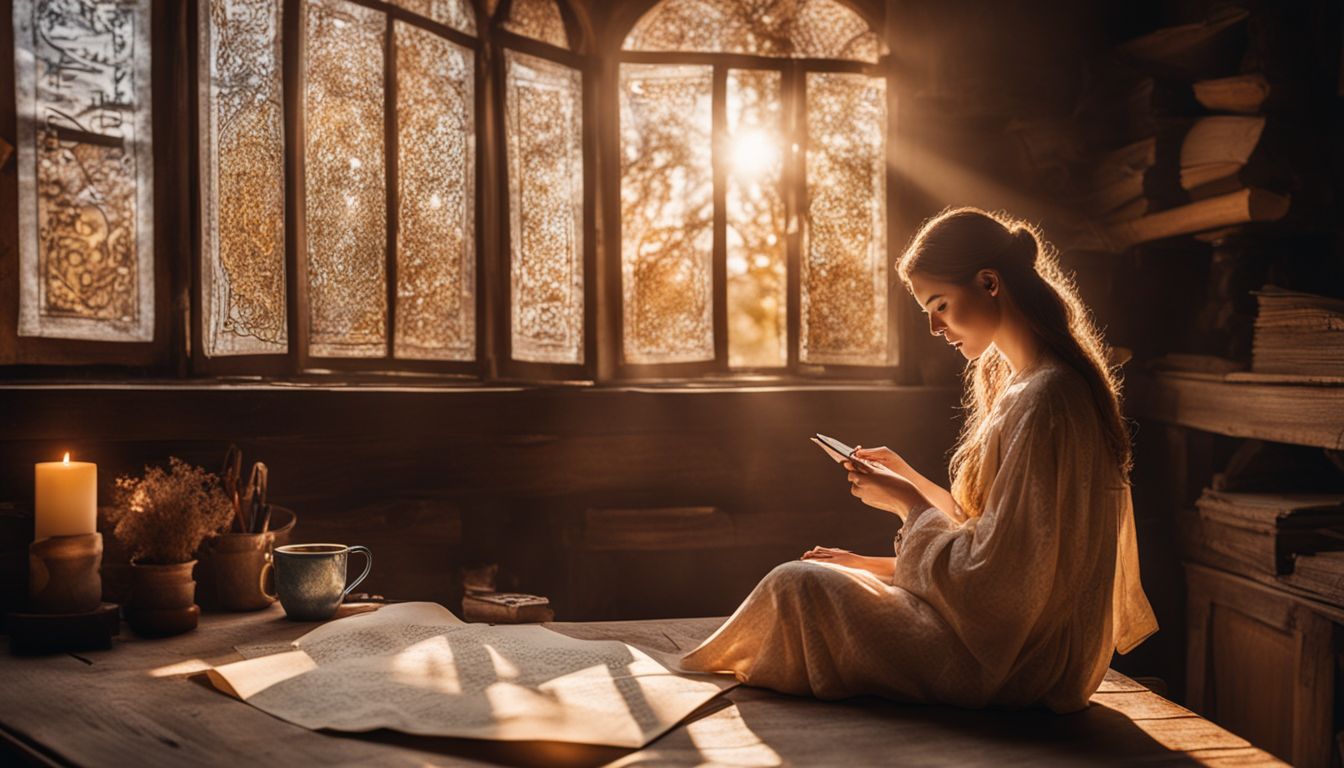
[
  {"left": 328, "top": 697, "right": 735, "bottom": 768},
  {"left": 721, "top": 688, "right": 1216, "bottom": 767}
]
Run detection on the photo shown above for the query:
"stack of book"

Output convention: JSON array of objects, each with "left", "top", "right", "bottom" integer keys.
[
  {"left": 1080, "top": 7, "right": 1296, "bottom": 249},
  {"left": 1283, "top": 551, "right": 1344, "bottom": 605},
  {"left": 1177, "top": 489, "right": 1344, "bottom": 582},
  {"left": 1251, "top": 286, "right": 1344, "bottom": 377},
  {"left": 1085, "top": 114, "right": 1284, "bottom": 223},
  {"left": 461, "top": 592, "right": 555, "bottom": 624}
]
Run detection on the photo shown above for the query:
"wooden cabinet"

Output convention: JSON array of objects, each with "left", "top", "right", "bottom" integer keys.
[{"left": 1185, "top": 563, "right": 1340, "bottom": 767}]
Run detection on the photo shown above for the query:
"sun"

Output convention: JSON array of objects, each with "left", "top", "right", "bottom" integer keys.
[{"left": 730, "top": 129, "right": 779, "bottom": 177}]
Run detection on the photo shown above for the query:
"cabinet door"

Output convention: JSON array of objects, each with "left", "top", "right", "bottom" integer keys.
[{"left": 1186, "top": 564, "right": 1337, "bottom": 767}]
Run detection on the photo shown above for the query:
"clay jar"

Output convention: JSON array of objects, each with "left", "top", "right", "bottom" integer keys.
[
  {"left": 125, "top": 561, "right": 199, "bottom": 637},
  {"left": 196, "top": 507, "right": 296, "bottom": 612}
]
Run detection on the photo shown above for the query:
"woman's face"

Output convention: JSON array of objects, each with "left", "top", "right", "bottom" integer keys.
[{"left": 907, "top": 271, "right": 1002, "bottom": 361}]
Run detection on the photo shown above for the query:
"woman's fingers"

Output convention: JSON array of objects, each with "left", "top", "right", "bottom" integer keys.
[{"left": 803, "top": 546, "right": 845, "bottom": 559}]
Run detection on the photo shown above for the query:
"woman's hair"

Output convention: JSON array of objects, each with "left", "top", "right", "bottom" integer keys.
[{"left": 897, "top": 207, "right": 1131, "bottom": 517}]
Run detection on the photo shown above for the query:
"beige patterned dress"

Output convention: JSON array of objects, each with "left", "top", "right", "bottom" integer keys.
[{"left": 679, "top": 356, "right": 1159, "bottom": 713}]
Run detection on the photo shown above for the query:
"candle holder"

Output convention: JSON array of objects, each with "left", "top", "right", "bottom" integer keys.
[
  {"left": 29, "top": 533, "right": 102, "bottom": 613},
  {"left": 4, "top": 533, "right": 119, "bottom": 655}
]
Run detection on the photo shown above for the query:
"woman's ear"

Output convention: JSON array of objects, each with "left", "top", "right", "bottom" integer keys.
[{"left": 978, "top": 269, "right": 1000, "bottom": 297}]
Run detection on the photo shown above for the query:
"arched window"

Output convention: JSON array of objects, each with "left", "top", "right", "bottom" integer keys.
[{"left": 618, "top": 0, "right": 892, "bottom": 375}]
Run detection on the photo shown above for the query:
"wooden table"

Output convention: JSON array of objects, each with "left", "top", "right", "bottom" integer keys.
[{"left": 0, "top": 606, "right": 1282, "bottom": 767}]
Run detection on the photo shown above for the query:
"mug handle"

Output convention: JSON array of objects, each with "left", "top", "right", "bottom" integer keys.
[
  {"left": 342, "top": 546, "right": 372, "bottom": 599},
  {"left": 259, "top": 558, "right": 277, "bottom": 601}
]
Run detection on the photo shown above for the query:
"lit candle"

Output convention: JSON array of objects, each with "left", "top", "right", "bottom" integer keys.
[{"left": 34, "top": 453, "right": 97, "bottom": 541}]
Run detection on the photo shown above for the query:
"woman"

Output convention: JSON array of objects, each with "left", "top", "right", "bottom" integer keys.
[{"left": 679, "top": 207, "right": 1158, "bottom": 713}]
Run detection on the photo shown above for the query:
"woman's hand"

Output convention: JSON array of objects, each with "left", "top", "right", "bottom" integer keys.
[
  {"left": 851, "top": 445, "right": 911, "bottom": 476},
  {"left": 800, "top": 546, "right": 867, "bottom": 569},
  {"left": 801, "top": 547, "right": 896, "bottom": 581},
  {"left": 850, "top": 445, "right": 966, "bottom": 523},
  {"left": 842, "top": 460, "right": 924, "bottom": 521}
]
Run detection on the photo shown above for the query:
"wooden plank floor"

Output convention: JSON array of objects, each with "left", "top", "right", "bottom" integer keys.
[{"left": 0, "top": 606, "right": 1281, "bottom": 767}]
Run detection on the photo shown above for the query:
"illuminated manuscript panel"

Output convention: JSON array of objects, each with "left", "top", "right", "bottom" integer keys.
[
  {"left": 304, "top": 0, "right": 387, "bottom": 358},
  {"left": 802, "top": 72, "right": 888, "bottom": 366},
  {"left": 394, "top": 22, "right": 476, "bottom": 361},
  {"left": 389, "top": 0, "right": 476, "bottom": 35},
  {"left": 505, "top": 52, "right": 584, "bottom": 364},
  {"left": 503, "top": 0, "right": 568, "bottom": 49},
  {"left": 726, "top": 69, "right": 786, "bottom": 369},
  {"left": 199, "top": 0, "right": 288, "bottom": 356},
  {"left": 624, "top": 0, "right": 882, "bottom": 64},
  {"left": 14, "top": 0, "right": 155, "bottom": 341},
  {"left": 619, "top": 64, "right": 714, "bottom": 365}
]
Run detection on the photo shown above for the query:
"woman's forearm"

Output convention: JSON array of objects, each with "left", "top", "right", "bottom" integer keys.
[
  {"left": 902, "top": 467, "right": 966, "bottom": 523},
  {"left": 864, "top": 555, "right": 896, "bottom": 581}
]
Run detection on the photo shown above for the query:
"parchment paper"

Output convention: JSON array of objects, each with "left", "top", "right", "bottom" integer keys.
[{"left": 207, "top": 602, "right": 736, "bottom": 748}]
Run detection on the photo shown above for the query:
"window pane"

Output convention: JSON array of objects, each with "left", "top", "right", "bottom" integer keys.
[
  {"left": 619, "top": 64, "right": 714, "bottom": 365},
  {"left": 502, "top": 0, "right": 568, "bottom": 49},
  {"left": 802, "top": 72, "right": 888, "bottom": 366},
  {"left": 14, "top": 0, "right": 155, "bottom": 342},
  {"left": 388, "top": 0, "right": 476, "bottom": 36},
  {"left": 505, "top": 51, "right": 584, "bottom": 364},
  {"left": 624, "top": 0, "right": 882, "bottom": 64},
  {"left": 304, "top": 0, "right": 387, "bottom": 358},
  {"left": 200, "top": 0, "right": 288, "bottom": 357},
  {"left": 726, "top": 69, "right": 786, "bottom": 369},
  {"left": 394, "top": 22, "right": 475, "bottom": 361}
]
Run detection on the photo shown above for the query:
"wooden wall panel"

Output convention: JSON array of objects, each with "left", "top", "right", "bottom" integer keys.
[{"left": 0, "top": 384, "right": 961, "bottom": 620}]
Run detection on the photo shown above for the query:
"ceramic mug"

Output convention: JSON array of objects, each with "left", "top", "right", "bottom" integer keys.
[{"left": 269, "top": 543, "right": 372, "bottom": 621}]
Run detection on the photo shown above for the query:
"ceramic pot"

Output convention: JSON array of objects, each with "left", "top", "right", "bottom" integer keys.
[
  {"left": 125, "top": 561, "right": 199, "bottom": 637},
  {"left": 196, "top": 507, "right": 297, "bottom": 612}
]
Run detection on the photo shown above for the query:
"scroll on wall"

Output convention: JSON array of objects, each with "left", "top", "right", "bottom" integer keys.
[{"left": 13, "top": 0, "right": 156, "bottom": 342}]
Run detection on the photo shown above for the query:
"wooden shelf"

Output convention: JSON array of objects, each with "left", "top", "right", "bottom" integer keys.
[{"left": 1133, "top": 370, "right": 1344, "bottom": 449}]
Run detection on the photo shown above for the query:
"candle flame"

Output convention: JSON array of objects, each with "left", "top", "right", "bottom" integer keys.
[{"left": 63, "top": 452, "right": 70, "bottom": 465}]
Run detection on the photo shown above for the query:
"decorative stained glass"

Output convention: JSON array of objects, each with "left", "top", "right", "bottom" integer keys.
[
  {"left": 624, "top": 0, "right": 882, "bottom": 64},
  {"left": 801, "top": 72, "right": 888, "bottom": 365},
  {"left": 389, "top": 0, "right": 476, "bottom": 35},
  {"left": 199, "top": 0, "right": 288, "bottom": 357},
  {"left": 505, "top": 51, "right": 584, "bottom": 364},
  {"left": 394, "top": 22, "right": 476, "bottom": 361},
  {"left": 502, "top": 0, "right": 568, "bottom": 49},
  {"left": 14, "top": 0, "right": 155, "bottom": 342},
  {"left": 619, "top": 64, "right": 714, "bottom": 365},
  {"left": 726, "top": 69, "right": 786, "bottom": 368},
  {"left": 304, "top": 0, "right": 387, "bottom": 358}
]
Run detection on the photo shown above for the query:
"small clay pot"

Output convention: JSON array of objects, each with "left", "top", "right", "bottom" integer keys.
[
  {"left": 125, "top": 561, "right": 199, "bottom": 637},
  {"left": 196, "top": 507, "right": 296, "bottom": 612}
]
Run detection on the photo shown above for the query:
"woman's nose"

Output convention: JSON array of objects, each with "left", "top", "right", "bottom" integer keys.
[{"left": 928, "top": 315, "right": 945, "bottom": 337}]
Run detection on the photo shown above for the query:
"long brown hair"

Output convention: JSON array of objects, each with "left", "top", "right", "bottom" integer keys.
[{"left": 897, "top": 207, "right": 1132, "bottom": 518}]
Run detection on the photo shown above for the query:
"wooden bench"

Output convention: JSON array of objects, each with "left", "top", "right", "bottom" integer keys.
[{"left": 0, "top": 607, "right": 1281, "bottom": 767}]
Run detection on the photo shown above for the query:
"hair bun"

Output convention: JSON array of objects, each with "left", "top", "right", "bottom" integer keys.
[{"left": 1010, "top": 227, "right": 1039, "bottom": 268}]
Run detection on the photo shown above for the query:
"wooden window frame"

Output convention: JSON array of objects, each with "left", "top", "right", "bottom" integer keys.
[
  {"left": 191, "top": 0, "right": 489, "bottom": 380},
  {"left": 605, "top": 25, "right": 900, "bottom": 382},
  {"left": 5, "top": 0, "right": 906, "bottom": 386},
  {"left": 488, "top": 0, "right": 597, "bottom": 384}
]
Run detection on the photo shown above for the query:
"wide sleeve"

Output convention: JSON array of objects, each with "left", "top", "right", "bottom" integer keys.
[{"left": 890, "top": 395, "right": 1086, "bottom": 675}]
